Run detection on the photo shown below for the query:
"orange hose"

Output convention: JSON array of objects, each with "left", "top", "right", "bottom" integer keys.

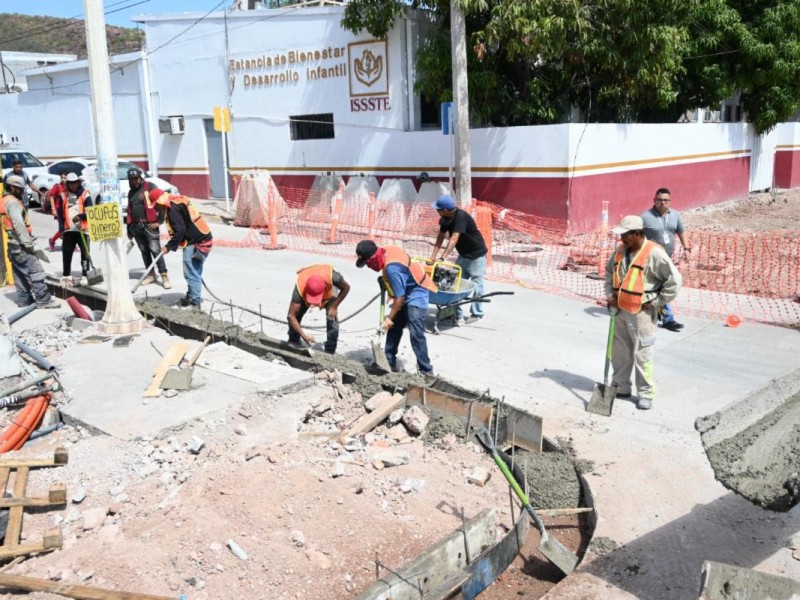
[{"left": 0, "top": 395, "right": 50, "bottom": 453}]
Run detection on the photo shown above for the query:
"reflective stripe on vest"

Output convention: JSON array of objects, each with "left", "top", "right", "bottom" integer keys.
[
  {"left": 381, "top": 245, "right": 438, "bottom": 297},
  {"left": 0, "top": 194, "right": 32, "bottom": 236},
  {"left": 296, "top": 264, "right": 334, "bottom": 306},
  {"left": 612, "top": 240, "right": 657, "bottom": 314},
  {"left": 61, "top": 189, "right": 89, "bottom": 231},
  {"left": 164, "top": 195, "right": 211, "bottom": 247}
]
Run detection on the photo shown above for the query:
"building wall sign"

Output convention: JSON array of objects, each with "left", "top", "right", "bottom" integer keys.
[
  {"left": 348, "top": 39, "right": 390, "bottom": 112},
  {"left": 229, "top": 46, "right": 348, "bottom": 89}
]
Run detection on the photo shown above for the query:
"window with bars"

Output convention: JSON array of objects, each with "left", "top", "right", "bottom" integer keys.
[{"left": 289, "top": 113, "right": 334, "bottom": 140}]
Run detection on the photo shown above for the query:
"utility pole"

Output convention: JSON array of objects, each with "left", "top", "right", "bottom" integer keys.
[
  {"left": 450, "top": 0, "right": 472, "bottom": 204},
  {"left": 84, "top": 0, "right": 144, "bottom": 334}
]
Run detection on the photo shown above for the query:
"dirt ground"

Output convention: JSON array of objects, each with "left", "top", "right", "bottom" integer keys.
[{"left": 681, "top": 188, "right": 800, "bottom": 232}]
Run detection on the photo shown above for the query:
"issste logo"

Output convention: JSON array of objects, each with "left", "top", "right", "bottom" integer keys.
[{"left": 349, "top": 39, "right": 390, "bottom": 112}]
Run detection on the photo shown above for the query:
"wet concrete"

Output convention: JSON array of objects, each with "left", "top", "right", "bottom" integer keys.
[
  {"left": 514, "top": 448, "right": 582, "bottom": 510},
  {"left": 697, "top": 368, "right": 800, "bottom": 512},
  {"left": 700, "top": 560, "right": 800, "bottom": 599}
]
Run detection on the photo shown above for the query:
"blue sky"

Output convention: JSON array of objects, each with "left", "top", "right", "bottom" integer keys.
[{"left": 2, "top": 1, "right": 233, "bottom": 28}]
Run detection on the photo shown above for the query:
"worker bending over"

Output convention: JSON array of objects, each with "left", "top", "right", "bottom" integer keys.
[{"left": 287, "top": 264, "right": 350, "bottom": 354}]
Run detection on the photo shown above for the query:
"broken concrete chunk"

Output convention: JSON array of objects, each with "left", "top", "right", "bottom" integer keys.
[
  {"left": 387, "top": 408, "right": 405, "bottom": 426},
  {"left": 227, "top": 539, "right": 248, "bottom": 560},
  {"left": 81, "top": 507, "right": 108, "bottom": 530},
  {"left": 331, "top": 461, "right": 345, "bottom": 478},
  {"left": 468, "top": 467, "right": 491, "bottom": 487},
  {"left": 364, "top": 391, "right": 392, "bottom": 413},
  {"left": 71, "top": 488, "right": 86, "bottom": 504},
  {"left": 370, "top": 449, "right": 410, "bottom": 468},
  {"left": 398, "top": 479, "right": 426, "bottom": 494},
  {"left": 189, "top": 436, "right": 205, "bottom": 454},
  {"left": 386, "top": 424, "right": 410, "bottom": 443},
  {"left": 291, "top": 530, "right": 306, "bottom": 548},
  {"left": 402, "top": 406, "right": 430, "bottom": 435}
]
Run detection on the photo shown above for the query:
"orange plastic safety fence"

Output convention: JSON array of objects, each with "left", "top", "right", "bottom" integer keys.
[{"left": 220, "top": 182, "right": 800, "bottom": 328}]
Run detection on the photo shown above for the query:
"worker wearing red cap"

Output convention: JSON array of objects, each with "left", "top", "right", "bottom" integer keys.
[{"left": 288, "top": 264, "right": 350, "bottom": 353}]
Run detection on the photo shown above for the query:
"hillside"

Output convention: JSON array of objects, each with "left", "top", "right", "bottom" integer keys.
[{"left": 0, "top": 13, "right": 143, "bottom": 59}]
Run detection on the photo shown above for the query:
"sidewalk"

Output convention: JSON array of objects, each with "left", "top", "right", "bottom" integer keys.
[{"left": 23, "top": 206, "right": 800, "bottom": 599}]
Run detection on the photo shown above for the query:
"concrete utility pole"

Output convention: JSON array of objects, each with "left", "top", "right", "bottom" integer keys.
[
  {"left": 84, "top": 0, "right": 143, "bottom": 334},
  {"left": 450, "top": 0, "right": 472, "bottom": 204}
]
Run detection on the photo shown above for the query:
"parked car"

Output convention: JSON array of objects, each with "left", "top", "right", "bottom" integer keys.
[
  {"left": 1, "top": 149, "right": 50, "bottom": 208},
  {"left": 35, "top": 157, "right": 179, "bottom": 214}
]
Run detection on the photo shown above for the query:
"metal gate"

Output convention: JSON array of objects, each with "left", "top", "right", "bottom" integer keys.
[
  {"left": 203, "top": 118, "right": 229, "bottom": 199},
  {"left": 749, "top": 127, "right": 778, "bottom": 192}
]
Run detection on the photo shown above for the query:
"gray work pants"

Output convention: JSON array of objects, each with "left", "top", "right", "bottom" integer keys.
[
  {"left": 611, "top": 306, "right": 657, "bottom": 400},
  {"left": 8, "top": 244, "right": 51, "bottom": 307}
]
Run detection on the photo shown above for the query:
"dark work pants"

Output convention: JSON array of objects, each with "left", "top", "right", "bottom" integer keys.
[
  {"left": 287, "top": 300, "right": 339, "bottom": 353},
  {"left": 61, "top": 230, "right": 90, "bottom": 277},
  {"left": 8, "top": 245, "right": 51, "bottom": 306},
  {"left": 130, "top": 223, "right": 167, "bottom": 274},
  {"left": 384, "top": 304, "right": 433, "bottom": 374}
]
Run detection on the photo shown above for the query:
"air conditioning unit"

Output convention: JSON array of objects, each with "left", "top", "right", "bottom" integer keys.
[{"left": 158, "top": 116, "right": 185, "bottom": 135}]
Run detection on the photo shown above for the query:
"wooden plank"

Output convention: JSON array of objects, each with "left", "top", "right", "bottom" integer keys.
[
  {"left": 4, "top": 467, "right": 28, "bottom": 546},
  {"left": 49, "top": 483, "right": 66, "bottom": 504},
  {"left": 407, "top": 385, "right": 493, "bottom": 429},
  {"left": 144, "top": 343, "right": 188, "bottom": 398},
  {"left": 0, "top": 572, "right": 176, "bottom": 599},
  {"left": 0, "top": 468, "right": 10, "bottom": 493},
  {"left": 0, "top": 491, "right": 67, "bottom": 509},
  {"left": 0, "top": 448, "right": 69, "bottom": 469},
  {"left": 354, "top": 508, "right": 497, "bottom": 600},
  {"left": 0, "top": 538, "right": 60, "bottom": 560},
  {"left": 339, "top": 393, "right": 405, "bottom": 439}
]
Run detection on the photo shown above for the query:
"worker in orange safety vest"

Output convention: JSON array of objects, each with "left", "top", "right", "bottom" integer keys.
[
  {"left": 288, "top": 264, "right": 350, "bottom": 354},
  {"left": 605, "top": 215, "right": 682, "bottom": 410}
]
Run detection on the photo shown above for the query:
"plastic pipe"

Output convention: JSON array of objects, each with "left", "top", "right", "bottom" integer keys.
[
  {"left": 7, "top": 304, "right": 37, "bottom": 325},
  {"left": 15, "top": 340, "right": 56, "bottom": 372},
  {"left": 0, "top": 372, "right": 53, "bottom": 397},
  {"left": 66, "top": 296, "right": 91, "bottom": 321}
]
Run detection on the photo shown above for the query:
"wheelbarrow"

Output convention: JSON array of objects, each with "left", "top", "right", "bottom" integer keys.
[{"left": 428, "top": 280, "right": 515, "bottom": 333}]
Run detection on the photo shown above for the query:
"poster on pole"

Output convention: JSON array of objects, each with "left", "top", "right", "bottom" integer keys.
[{"left": 85, "top": 202, "right": 123, "bottom": 242}]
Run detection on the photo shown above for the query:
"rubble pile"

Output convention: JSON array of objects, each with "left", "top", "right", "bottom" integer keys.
[{"left": 17, "top": 317, "right": 84, "bottom": 357}]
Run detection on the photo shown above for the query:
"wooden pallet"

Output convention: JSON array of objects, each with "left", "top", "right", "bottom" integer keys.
[{"left": 0, "top": 447, "right": 67, "bottom": 560}]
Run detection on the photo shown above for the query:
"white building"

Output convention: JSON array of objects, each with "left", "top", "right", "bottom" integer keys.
[{"left": 0, "top": 51, "right": 78, "bottom": 93}]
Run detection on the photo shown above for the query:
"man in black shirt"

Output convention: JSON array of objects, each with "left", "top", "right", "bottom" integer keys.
[
  {"left": 429, "top": 195, "right": 488, "bottom": 323},
  {"left": 126, "top": 168, "right": 171, "bottom": 288}
]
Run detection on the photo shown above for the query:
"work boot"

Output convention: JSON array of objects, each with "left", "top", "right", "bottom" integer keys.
[
  {"left": 48, "top": 238, "right": 56, "bottom": 252},
  {"left": 637, "top": 398, "right": 653, "bottom": 410},
  {"left": 37, "top": 299, "right": 60, "bottom": 310},
  {"left": 141, "top": 274, "right": 156, "bottom": 286},
  {"left": 161, "top": 273, "right": 172, "bottom": 289},
  {"left": 661, "top": 321, "right": 684, "bottom": 332}
]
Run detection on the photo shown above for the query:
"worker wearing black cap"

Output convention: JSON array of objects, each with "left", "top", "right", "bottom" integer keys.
[
  {"left": 126, "top": 167, "right": 170, "bottom": 289},
  {"left": 355, "top": 240, "right": 435, "bottom": 375}
]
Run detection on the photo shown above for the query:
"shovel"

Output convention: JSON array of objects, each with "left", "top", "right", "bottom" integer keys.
[
  {"left": 474, "top": 427, "right": 579, "bottom": 575},
  {"left": 78, "top": 233, "right": 104, "bottom": 285},
  {"left": 587, "top": 310, "right": 618, "bottom": 416},
  {"left": 371, "top": 283, "right": 392, "bottom": 373},
  {"left": 131, "top": 254, "right": 160, "bottom": 294},
  {"left": 160, "top": 336, "right": 211, "bottom": 390},
  {"left": 34, "top": 249, "right": 49, "bottom": 263}
]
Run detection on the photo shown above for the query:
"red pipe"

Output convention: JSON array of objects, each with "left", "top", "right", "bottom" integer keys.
[{"left": 66, "top": 296, "right": 91, "bottom": 321}]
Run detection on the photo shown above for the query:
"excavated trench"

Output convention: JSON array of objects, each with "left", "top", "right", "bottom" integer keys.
[{"left": 58, "top": 285, "right": 593, "bottom": 595}]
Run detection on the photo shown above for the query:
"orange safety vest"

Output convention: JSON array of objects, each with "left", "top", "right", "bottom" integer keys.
[
  {"left": 163, "top": 195, "right": 211, "bottom": 248},
  {"left": 296, "top": 264, "right": 334, "bottom": 307},
  {"left": 60, "top": 189, "right": 90, "bottom": 232},
  {"left": 0, "top": 194, "right": 32, "bottom": 237},
  {"left": 612, "top": 240, "right": 658, "bottom": 314},
  {"left": 382, "top": 245, "right": 438, "bottom": 297}
]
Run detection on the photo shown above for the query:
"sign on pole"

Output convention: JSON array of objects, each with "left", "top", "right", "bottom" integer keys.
[
  {"left": 85, "top": 202, "right": 123, "bottom": 242},
  {"left": 213, "top": 106, "right": 231, "bottom": 133}
]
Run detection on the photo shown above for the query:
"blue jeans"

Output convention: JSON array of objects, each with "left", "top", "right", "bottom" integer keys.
[
  {"left": 660, "top": 303, "right": 675, "bottom": 324},
  {"left": 183, "top": 245, "right": 208, "bottom": 305},
  {"left": 455, "top": 254, "right": 486, "bottom": 318},
  {"left": 384, "top": 304, "right": 433, "bottom": 374}
]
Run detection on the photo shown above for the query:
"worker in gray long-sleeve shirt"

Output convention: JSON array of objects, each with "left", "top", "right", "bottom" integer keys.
[
  {"left": 0, "top": 176, "right": 58, "bottom": 309},
  {"left": 605, "top": 215, "right": 681, "bottom": 410}
]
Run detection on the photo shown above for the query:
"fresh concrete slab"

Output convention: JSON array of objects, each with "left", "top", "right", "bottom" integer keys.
[{"left": 700, "top": 560, "right": 800, "bottom": 599}]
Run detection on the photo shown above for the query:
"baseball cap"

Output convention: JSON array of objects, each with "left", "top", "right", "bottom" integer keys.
[
  {"left": 612, "top": 215, "right": 644, "bottom": 235},
  {"left": 65, "top": 172, "right": 80, "bottom": 182},
  {"left": 355, "top": 240, "right": 378, "bottom": 268},
  {"left": 127, "top": 167, "right": 143, "bottom": 179},
  {"left": 4, "top": 175, "right": 25, "bottom": 189},
  {"left": 432, "top": 195, "right": 456, "bottom": 211},
  {"left": 149, "top": 189, "right": 167, "bottom": 205},
  {"left": 304, "top": 275, "right": 326, "bottom": 305}
]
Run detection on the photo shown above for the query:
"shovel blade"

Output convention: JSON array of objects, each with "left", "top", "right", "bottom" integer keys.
[
  {"left": 539, "top": 535, "right": 579, "bottom": 575},
  {"left": 86, "top": 269, "right": 104, "bottom": 285},
  {"left": 34, "top": 249, "right": 50, "bottom": 263},
  {"left": 371, "top": 338, "right": 392, "bottom": 373},
  {"left": 587, "top": 382, "right": 617, "bottom": 416}
]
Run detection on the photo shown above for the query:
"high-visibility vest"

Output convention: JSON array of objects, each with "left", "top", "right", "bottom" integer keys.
[
  {"left": 0, "top": 194, "right": 32, "bottom": 237},
  {"left": 382, "top": 245, "right": 438, "bottom": 297},
  {"left": 126, "top": 181, "right": 159, "bottom": 224},
  {"left": 612, "top": 240, "right": 658, "bottom": 314},
  {"left": 60, "top": 189, "right": 90, "bottom": 232},
  {"left": 163, "top": 195, "right": 211, "bottom": 248},
  {"left": 296, "top": 264, "right": 334, "bottom": 307}
]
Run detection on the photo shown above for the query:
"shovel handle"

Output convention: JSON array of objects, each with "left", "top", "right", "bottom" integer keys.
[
  {"left": 131, "top": 255, "right": 161, "bottom": 293},
  {"left": 603, "top": 314, "right": 616, "bottom": 386}
]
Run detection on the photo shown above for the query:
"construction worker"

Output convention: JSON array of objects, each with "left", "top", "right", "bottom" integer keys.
[
  {"left": 151, "top": 190, "right": 213, "bottom": 309},
  {"left": 57, "top": 173, "right": 92, "bottom": 286},
  {"left": 126, "top": 168, "right": 171, "bottom": 289},
  {"left": 605, "top": 215, "right": 682, "bottom": 410},
  {"left": 2, "top": 160, "right": 40, "bottom": 208},
  {"left": 47, "top": 170, "right": 68, "bottom": 252},
  {"left": 355, "top": 240, "right": 436, "bottom": 375},
  {"left": 429, "top": 195, "right": 488, "bottom": 324},
  {"left": 0, "top": 175, "right": 58, "bottom": 308},
  {"left": 288, "top": 264, "right": 350, "bottom": 353}
]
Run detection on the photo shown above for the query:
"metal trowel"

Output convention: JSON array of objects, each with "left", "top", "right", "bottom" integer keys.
[
  {"left": 371, "top": 285, "right": 392, "bottom": 373},
  {"left": 160, "top": 336, "right": 211, "bottom": 391}
]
